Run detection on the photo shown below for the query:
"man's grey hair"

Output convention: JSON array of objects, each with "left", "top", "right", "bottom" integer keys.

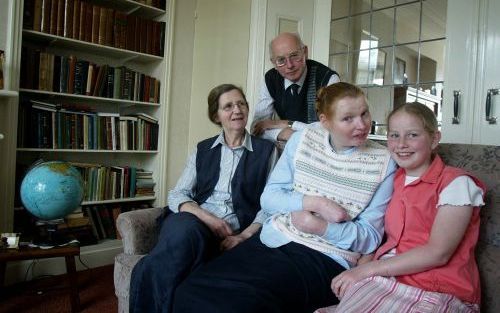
[{"left": 269, "top": 32, "right": 305, "bottom": 59}]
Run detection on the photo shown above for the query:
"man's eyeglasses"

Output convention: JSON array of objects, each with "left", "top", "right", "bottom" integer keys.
[
  {"left": 273, "top": 48, "right": 305, "bottom": 67},
  {"left": 220, "top": 101, "right": 248, "bottom": 112}
]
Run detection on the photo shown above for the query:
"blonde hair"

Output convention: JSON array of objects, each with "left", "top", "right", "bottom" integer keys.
[
  {"left": 387, "top": 102, "right": 438, "bottom": 136},
  {"left": 315, "top": 82, "right": 366, "bottom": 119}
]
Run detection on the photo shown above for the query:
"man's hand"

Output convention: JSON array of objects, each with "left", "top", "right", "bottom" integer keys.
[
  {"left": 290, "top": 211, "right": 328, "bottom": 235},
  {"left": 303, "top": 196, "right": 350, "bottom": 223},
  {"left": 252, "top": 119, "right": 288, "bottom": 136},
  {"left": 277, "top": 127, "right": 294, "bottom": 141}
]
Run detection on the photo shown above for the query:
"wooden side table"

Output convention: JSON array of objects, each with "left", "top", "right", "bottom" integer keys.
[{"left": 0, "top": 245, "right": 81, "bottom": 312}]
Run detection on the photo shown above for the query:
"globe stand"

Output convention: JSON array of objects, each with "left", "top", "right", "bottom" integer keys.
[{"left": 33, "top": 219, "right": 74, "bottom": 247}]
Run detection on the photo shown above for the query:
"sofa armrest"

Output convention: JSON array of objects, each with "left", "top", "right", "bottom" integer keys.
[{"left": 116, "top": 207, "right": 164, "bottom": 255}]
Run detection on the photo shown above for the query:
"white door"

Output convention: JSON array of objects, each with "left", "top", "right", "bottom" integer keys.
[
  {"left": 264, "top": 0, "right": 315, "bottom": 73},
  {"left": 246, "top": 0, "right": 330, "bottom": 124}
]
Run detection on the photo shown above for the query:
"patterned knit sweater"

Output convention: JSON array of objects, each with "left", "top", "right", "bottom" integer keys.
[{"left": 271, "top": 127, "right": 391, "bottom": 262}]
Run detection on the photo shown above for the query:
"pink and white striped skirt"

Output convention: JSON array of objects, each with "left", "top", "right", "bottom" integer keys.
[{"left": 314, "top": 276, "right": 479, "bottom": 313}]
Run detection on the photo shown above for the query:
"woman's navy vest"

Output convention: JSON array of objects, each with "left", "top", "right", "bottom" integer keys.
[{"left": 193, "top": 135, "right": 274, "bottom": 230}]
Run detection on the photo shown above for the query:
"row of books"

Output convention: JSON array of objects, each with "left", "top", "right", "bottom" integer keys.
[
  {"left": 21, "top": 47, "right": 161, "bottom": 103},
  {"left": 23, "top": 0, "right": 166, "bottom": 56},
  {"left": 17, "top": 100, "right": 159, "bottom": 151},
  {"left": 72, "top": 162, "right": 155, "bottom": 201}
]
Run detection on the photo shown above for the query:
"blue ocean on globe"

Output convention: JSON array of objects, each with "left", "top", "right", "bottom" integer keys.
[{"left": 20, "top": 161, "right": 84, "bottom": 220}]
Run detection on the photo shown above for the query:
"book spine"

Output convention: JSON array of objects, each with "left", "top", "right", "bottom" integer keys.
[
  {"left": 49, "top": 0, "right": 58, "bottom": 35},
  {"left": 63, "top": 0, "right": 74, "bottom": 38},
  {"left": 41, "top": 0, "right": 52, "bottom": 33},
  {"left": 91, "top": 5, "right": 100, "bottom": 44}
]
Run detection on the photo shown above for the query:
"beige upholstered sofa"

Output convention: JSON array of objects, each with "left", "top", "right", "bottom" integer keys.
[{"left": 114, "top": 143, "right": 500, "bottom": 313}]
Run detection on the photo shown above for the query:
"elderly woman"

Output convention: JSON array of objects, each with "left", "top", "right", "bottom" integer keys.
[{"left": 129, "top": 84, "right": 277, "bottom": 313}]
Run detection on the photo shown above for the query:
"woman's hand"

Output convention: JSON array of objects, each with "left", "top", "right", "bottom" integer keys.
[
  {"left": 181, "top": 203, "right": 233, "bottom": 238},
  {"left": 291, "top": 211, "right": 328, "bottom": 235},
  {"left": 200, "top": 212, "right": 233, "bottom": 238},
  {"left": 331, "top": 263, "right": 374, "bottom": 299},
  {"left": 220, "top": 234, "right": 246, "bottom": 251},
  {"left": 303, "top": 196, "right": 350, "bottom": 223},
  {"left": 220, "top": 223, "right": 261, "bottom": 251}
]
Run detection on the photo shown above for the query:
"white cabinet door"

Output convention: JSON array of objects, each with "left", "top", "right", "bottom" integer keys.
[
  {"left": 440, "top": 0, "right": 480, "bottom": 144},
  {"left": 441, "top": 0, "right": 500, "bottom": 145},
  {"left": 472, "top": 0, "right": 500, "bottom": 145}
]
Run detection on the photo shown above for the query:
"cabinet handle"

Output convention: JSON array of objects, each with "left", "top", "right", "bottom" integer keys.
[
  {"left": 452, "top": 90, "right": 461, "bottom": 124},
  {"left": 486, "top": 88, "right": 499, "bottom": 125}
]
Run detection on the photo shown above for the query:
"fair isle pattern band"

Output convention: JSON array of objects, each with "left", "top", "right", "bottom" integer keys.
[
  {"left": 294, "top": 127, "right": 391, "bottom": 218},
  {"left": 317, "top": 276, "right": 479, "bottom": 313},
  {"left": 271, "top": 213, "right": 361, "bottom": 263}
]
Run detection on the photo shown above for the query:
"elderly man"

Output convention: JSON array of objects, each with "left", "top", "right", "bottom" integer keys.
[{"left": 252, "top": 32, "right": 340, "bottom": 142}]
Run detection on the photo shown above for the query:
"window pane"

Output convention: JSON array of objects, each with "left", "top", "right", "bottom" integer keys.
[
  {"left": 367, "top": 86, "right": 393, "bottom": 130},
  {"left": 329, "top": 53, "right": 353, "bottom": 82},
  {"left": 351, "top": 0, "right": 371, "bottom": 15},
  {"left": 372, "top": 8, "right": 395, "bottom": 47},
  {"left": 330, "top": 18, "right": 350, "bottom": 53},
  {"left": 353, "top": 50, "right": 370, "bottom": 85},
  {"left": 421, "top": 0, "right": 447, "bottom": 41},
  {"left": 419, "top": 39, "right": 445, "bottom": 83},
  {"left": 350, "top": 13, "right": 371, "bottom": 51},
  {"left": 373, "top": 0, "right": 395, "bottom": 10},
  {"left": 331, "top": 0, "right": 350, "bottom": 19},
  {"left": 395, "top": 3, "right": 420, "bottom": 44},
  {"left": 394, "top": 44, "right": 418, "bottom": 84}
]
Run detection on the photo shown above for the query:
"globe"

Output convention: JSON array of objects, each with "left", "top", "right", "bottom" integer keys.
[{"left": 20, "top": 161, "right": 84, "bottom": 221}]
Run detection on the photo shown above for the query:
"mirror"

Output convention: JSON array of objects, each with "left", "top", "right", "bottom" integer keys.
[{"left": 329, "top": 0, "right": 447, "bottom": 132}]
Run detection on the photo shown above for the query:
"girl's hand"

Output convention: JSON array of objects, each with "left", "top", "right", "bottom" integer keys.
[{"left": 331, "top": 264, "right": 373, "bottom": 299}]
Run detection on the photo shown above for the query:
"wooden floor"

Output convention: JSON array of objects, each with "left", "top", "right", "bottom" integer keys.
[{"left": 0, "top": 265, "right": 117, "bottom": 313}]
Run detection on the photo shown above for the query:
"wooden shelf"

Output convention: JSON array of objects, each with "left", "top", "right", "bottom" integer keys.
[
  {"left": 102, "top": 0, "right": 167, "bottom": 19},
  {"left": 22, "top": 30, "right": 163, "bottom": 63},
  {"left": 19, "top": 88, "right": 160, "bottom": 107},
  {"left": 80, "top": 238, "right": 122, "bottom": 253},
  {"left": 82, "top": 196, "right": 156, "bottom": 206},
  {"left": 0, "top": 90, "right": 18, "bottom": 98},
  {"left": 17, "top": 148, "right": 158, "bottom": 153}
]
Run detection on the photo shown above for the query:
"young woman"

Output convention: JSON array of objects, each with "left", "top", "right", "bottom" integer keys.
[
  {"left": 317, "top": 102, "right": 485, "bottom": 313},
  {"left": 129, "top": 84, "right": 277, "bottom": 313},
  {"left": 171, "top": 82, "right": 397, "bottom": 313}
]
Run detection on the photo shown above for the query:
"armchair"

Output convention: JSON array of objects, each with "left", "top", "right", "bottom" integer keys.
[{"left": 114, "top": 207, "right": 164, "bottom": 313}]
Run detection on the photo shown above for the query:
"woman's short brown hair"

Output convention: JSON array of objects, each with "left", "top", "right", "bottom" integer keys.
[
  {"left": 315, "top": 82, "right": 366, "bottom": 119},
  {"left": 207, "top": 84, "right": 248, "bottom": 126}
]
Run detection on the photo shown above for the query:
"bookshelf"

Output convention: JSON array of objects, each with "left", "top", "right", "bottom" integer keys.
[
  {"left": 0, "top": 0, "right": 173, "bottom": 268},
  {"left": 0, "top": 90, "right": 19, "bottom": 98},
  {"left": 22, "top": 29, "right": 163, "bottom": 62}
]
